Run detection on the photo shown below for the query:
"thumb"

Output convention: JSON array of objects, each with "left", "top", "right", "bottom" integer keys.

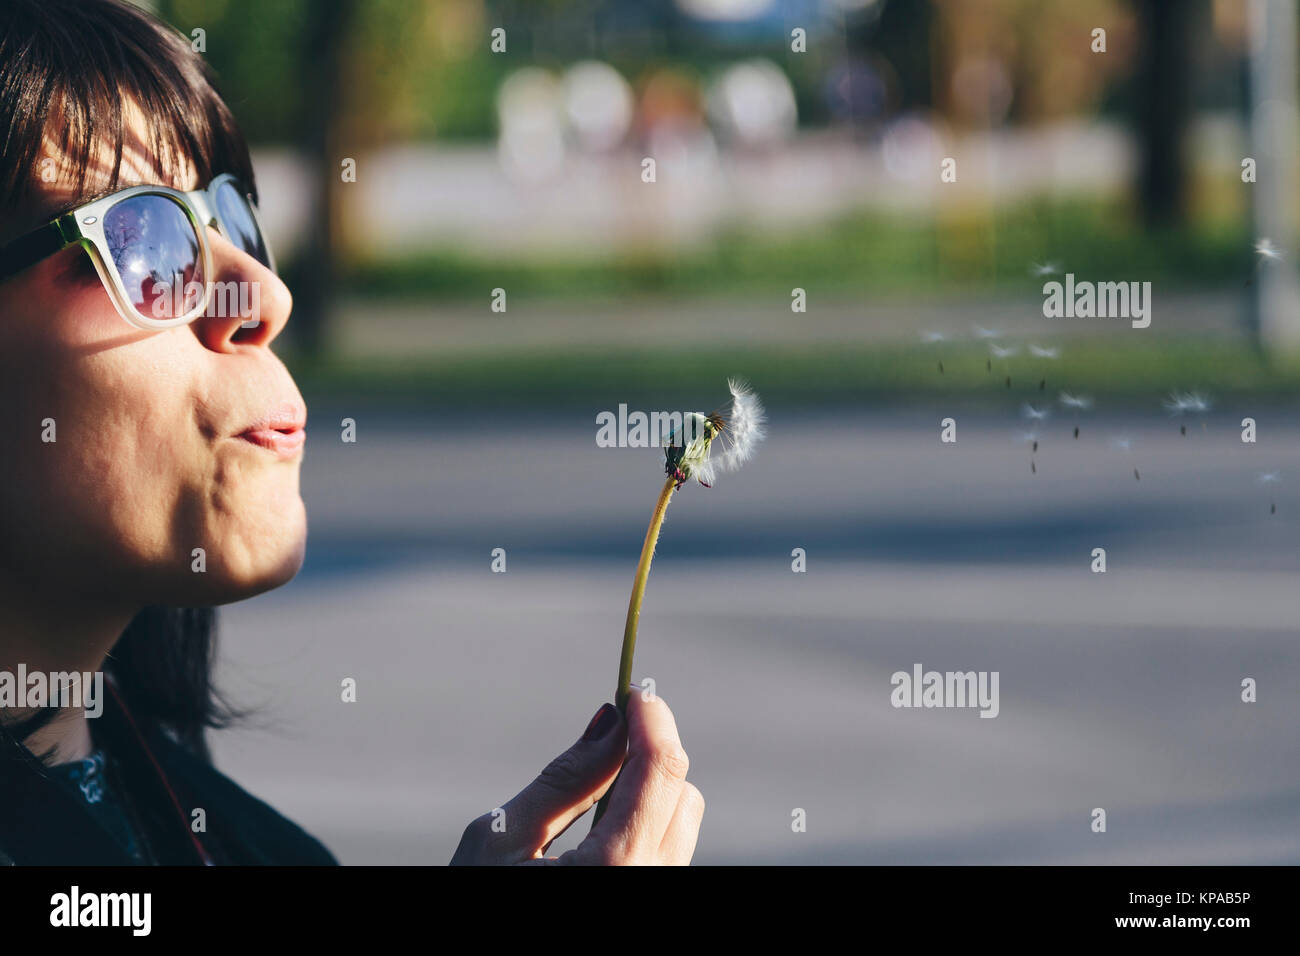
[{"left": 496, "top": 702, "right": 627, "bottom": 861}]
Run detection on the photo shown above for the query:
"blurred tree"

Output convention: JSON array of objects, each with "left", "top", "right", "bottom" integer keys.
[
  {"left": 1133, "top": 0, "right": 1206, "bottom": 228},
  {"left": 290, "top": 0, "right": 359, "bottom": 356}
]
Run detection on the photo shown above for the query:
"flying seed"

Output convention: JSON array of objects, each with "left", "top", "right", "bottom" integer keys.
[
  {"left": 1134, "top": 468, "right": 1140, "bottom": 481},
  {"left": 1005, "top": 376, "right": 1011, "bottom": 388},
  {"left": 1180, "top": 424, "right": 1186, "bottom": 436},
  {"left": 1031, "top": 460, "right": 1036, "bottom": 474},
  {"left": 1032, "top": 440, "right": 1038, "bottom": 453},
  {"left": 1039, "top": 378, "right": 1045, "bottom": 391},
  {"left": 938, "top": 361, "right": 944, "bottom": 374},
  {"left": 1074, "top": 426, "right": 1079, "bottom": 439}
]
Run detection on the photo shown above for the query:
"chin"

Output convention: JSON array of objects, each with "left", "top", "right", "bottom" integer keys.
[{"left": 177, "top": 500, "right": 308, "bottom": 605}]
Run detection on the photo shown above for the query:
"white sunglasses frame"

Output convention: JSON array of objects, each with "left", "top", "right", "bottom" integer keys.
[{"left": 8, "top": 173, "right": 274, "bottom": 331}]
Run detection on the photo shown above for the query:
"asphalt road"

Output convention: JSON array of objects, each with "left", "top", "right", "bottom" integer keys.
[{"left": 211, "top": 404, "right": 1300, "bottom": 864}]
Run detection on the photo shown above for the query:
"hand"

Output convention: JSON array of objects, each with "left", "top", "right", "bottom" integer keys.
[{"left": 450, "top": 687, "right": 704, "bottom": 865}]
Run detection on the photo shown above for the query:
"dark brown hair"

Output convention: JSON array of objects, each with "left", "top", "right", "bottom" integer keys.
[
  {"left": 0, "top": 0, "right": 255, "bottom": 761},
  {"left": 0, "top": 0, "right": 258, "bottom": 224}
]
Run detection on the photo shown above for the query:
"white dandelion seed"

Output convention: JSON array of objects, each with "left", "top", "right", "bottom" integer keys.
[
  {"left": 1030, "top": 261, "right": 1061, "bottom": 277},
  {"left": 1255, "top": 238, "right": 1284, "bottom": 262},
  {"left": 1058, "top": 392, "right": 1093, "bottom": 410},
  {"left": 973, "top": 325, "right": 1001, "bottom": 339},
  {"left": 920, "top": 330, "right": 946, "bottom": 343},
  {"left": 989, "top": 343, "right": 1020, "bottom": 359},
  {"left": 1022, "top": 403, "right": 1050, "bottom": 421},
  {"left": 689, "top": 378, "right": 766, "bottom": 487},
  {"left": 1016, "top": 430, "right": 1039, "bottom": 445},
  {"left": 1257, "top": 470, "right": 1282, "bottom": 485},
  {"left": 1109, "top": 435, "right": 1134, "bottom": 453},
  {"left": 1164, "top": 391, "right": 1212, "bottom": 415},
  {"left": 1029, "top": 344, "right": 1059, "bottom": 359}
]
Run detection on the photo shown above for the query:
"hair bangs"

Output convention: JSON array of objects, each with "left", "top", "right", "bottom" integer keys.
[{"left": 0, "top": 0, "right": 257, "bottom": 225}]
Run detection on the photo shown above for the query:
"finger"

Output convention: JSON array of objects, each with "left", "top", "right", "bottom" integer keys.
[
  {"left": 490, "top": 702, "right": 627, "bottom": 862},
  {"left": 586, "top": 685, "right": 689, "bottom": 856},
  {"left": 658, "top": 782, "right": 705, "bottom": 865}
]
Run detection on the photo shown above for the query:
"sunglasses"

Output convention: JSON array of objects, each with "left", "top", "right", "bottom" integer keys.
[{"left": 0, "top": 173, "right": 274, "bottom": 331}]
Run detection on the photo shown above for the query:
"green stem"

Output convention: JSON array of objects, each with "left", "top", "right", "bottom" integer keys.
[{"left": 592, "top": 474, "right": 678, "bottom": 828}]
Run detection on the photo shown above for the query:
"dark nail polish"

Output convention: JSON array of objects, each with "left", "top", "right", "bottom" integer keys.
[{"left": 582, "top": 703, "right": 619, "bottom": 741}]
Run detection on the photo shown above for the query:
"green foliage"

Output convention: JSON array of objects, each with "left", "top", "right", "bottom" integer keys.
[
  {"left": 339, "top": 195, "right": 1251, "bottom": 301},
  {"left": 286, "top": 338, "right": 1300, "bottom": 409}
]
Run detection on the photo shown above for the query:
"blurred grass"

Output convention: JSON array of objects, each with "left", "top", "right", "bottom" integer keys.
[
  {"left": 340, "top": 195, "right": 1252, "bottom": 301},
  {"left": 306, "top": 193, "right": 1286, "bottom": 407},
  {"left": 287, "top": 338, "right": 1300, "bottom": 409}
]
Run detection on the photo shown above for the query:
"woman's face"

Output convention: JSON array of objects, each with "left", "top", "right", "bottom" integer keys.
[{"left": 0, "top": 115, "right": 306, "bottom": 612}]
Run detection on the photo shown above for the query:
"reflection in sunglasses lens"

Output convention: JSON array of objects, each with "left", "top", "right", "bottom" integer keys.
[
  {"left": 103, "top": 195, "right": 204, "bottom": 320},
  {"left": 215, "top": 181, "right": 270, "bottom": 268}
]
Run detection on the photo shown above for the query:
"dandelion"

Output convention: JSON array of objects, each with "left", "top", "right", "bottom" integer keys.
[
  {"left": 1255, "top": 238, "right": 1284, "bottom": 262},
  {"left": 1164, "top": 391, "right": 1212, "bottom": 435},
  {"left": 1022, "top": 403, "right": 1050, "bottom": 421},
  {"left": 1258, "top": 470, "right": 1281, "bottom": 514},
  {"left": 592, "top": 379, "right": 764, "bottom": 825},
  {"left": 973, "top": 325, "right": 1002, "bottom": 339},
  {"left": 1164, "top": 391, "right": 1198, "bottom": 413},
  {"left": 990, "top": 343, "right": 1020, "bottom": 359},
  {"left": 1030, "top": 261, "right": 1061, "bottom": 277},
  {"left": 1029, "top": 345, "right": 1059, "bottom": 359},
  {"left": 1110, "top": 434, "right": 1140, "bottom": 480},
  {"left": 1059, "top": 391, "right": 1092, "bottom": 438},
  {"left": 920, "top": 330, "right": 947, "bottom": 373}
]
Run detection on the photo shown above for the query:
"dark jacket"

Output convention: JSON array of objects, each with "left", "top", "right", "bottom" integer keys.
[{"left": 0, "top": 680, "right": 337, "bottom": 865}]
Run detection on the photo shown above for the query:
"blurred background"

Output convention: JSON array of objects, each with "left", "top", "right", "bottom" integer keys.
[{"left": 149, "top": 0, "right": 1300, "bottom": 863}]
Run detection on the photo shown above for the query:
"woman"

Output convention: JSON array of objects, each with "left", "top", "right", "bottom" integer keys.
[{"left": 0, "top": 0, "right": 703, "bottom": 866}]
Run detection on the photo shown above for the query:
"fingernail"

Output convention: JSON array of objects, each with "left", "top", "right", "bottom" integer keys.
[{"left": 581, "top": 703, "right": 619, "bottom": 741}]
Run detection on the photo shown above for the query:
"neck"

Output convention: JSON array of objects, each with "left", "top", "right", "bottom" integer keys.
[{"left": 0, "top": 586, "right": 135, "bottom": 765}]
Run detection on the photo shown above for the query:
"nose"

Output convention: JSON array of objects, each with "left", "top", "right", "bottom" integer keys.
[{"left": 188, "top": 225, "right": 292, "bottom": 352}]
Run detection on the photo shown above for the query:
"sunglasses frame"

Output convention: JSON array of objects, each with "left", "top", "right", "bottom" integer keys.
[{"left": 0, "top": 173, "right": 274, "bottom": 331}]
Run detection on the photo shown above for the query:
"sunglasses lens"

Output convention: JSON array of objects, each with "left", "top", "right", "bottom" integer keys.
[
  {"left": 215, "top": 181, "right": 270, "bottom": 267},
  {"left": 103, "top": 195, "right": 204, "bottom": 321}
]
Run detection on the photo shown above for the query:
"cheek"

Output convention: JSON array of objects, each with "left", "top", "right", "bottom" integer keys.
[
  {"left": 0, "top": 273, "right": 306, "bottom": 603},
  {"left": 0, "top": 343, "right": 203, "bottom": 579}
]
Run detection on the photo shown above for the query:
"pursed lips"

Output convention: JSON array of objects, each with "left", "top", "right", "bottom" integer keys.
[{"left": 235, "top": 401, "right": 306, "bottom": 458}]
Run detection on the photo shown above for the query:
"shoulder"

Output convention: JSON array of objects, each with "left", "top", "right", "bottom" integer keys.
[{"left": 151, "top": 733, "right": 339, "bottom": 866}]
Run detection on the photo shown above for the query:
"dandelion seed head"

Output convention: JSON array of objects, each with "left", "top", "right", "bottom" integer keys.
[
  {"left": 1257, "top": 470, "right": 1282, "bottom": 485},
  {"left": 921, "top": 330, "right": 946, "bottom": 343},
  {"left": 664, "top": 412, "right": 718, "bottom": 485},
  {"left": 665, "top": 379, "right": 765, "bottom": 487},
  {"left": 1058, "top": 391, "right": 1093, "bottom": 410},
  {"left": 1029, "top": 344, "right": 1060, "bottom": 359},
  {"left": 1021, "top": 403, "right": 1050, "bottom": 421},
  {"left": 973, "top": 325, "right": 1001, "bottom": 339},
  {"left": 1030, "top": 261, "right": 1061, "bottom": 277},
  {"left": 1109, "top": 435, "right": 1134, "bottom": 453},
  {"left": 990, "top": 343, "right": 1020, "bottom": 358},
  {"left": 714, "top": 377, "right": 765, "bottom": 476}
]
